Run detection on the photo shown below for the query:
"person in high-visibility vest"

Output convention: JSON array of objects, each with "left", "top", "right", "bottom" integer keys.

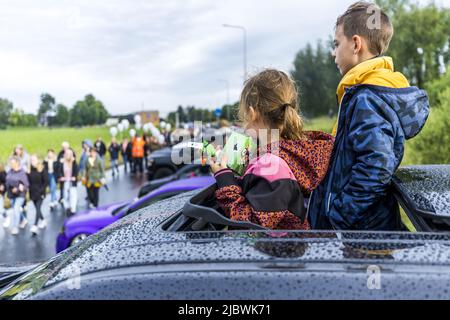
[{"left": 132, "top": 134, "right": 146, "bottom": 175}]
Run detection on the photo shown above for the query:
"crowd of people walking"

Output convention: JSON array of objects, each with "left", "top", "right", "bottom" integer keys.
[{"left": 0, "top": 133, "right": 163, "bottom": 236}]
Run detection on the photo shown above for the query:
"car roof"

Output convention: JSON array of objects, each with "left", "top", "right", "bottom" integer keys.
[
  {"left": 5, "top": 165, "right": 450, "bottom": 299},
  {"left": 19, "top": 185, "right": 450, "bottom": 292}
]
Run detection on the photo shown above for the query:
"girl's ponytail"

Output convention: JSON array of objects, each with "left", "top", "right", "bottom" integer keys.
[{"left": 239, "top": 69, "right": 305, "bottom": 141}]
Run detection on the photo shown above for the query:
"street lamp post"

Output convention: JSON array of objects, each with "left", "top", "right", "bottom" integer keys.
[
  {"left": 217, "top": 79, "right": 230, "bottom": 121},
  {"left": 223, "top": 24, "right": 247, "bottom": 83},
  {"left": 217, "top": 79, "right": 230, "bottom": 105}
]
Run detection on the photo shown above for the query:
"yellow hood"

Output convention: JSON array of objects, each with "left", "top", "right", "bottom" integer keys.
[{"left": 332, "top": 56, "right": 410, "bottom": 136}]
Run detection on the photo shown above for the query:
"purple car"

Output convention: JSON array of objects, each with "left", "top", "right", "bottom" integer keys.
[{"left": 56, "top": 176, "right": 215, "bottom": 253}]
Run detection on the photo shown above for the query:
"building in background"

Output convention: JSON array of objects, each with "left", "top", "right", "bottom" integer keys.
[{"left": 139, "top": 110, "right": 160, "bottom": 125}]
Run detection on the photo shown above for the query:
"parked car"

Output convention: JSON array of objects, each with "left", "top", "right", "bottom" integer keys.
[
  {"left": 139, "top": 164, "right": 211, "bottom": 197},
  {"left": 147, "top": 130, "right": 227, "bottom": 180},
  {"left": 55, "top": 175, "right": 215, "bottom": 253},
  {"left": 1, "top": 165, "right": 450, "bottom": 300}
]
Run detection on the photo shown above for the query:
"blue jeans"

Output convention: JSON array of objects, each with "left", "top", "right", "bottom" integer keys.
[
  {"left": 0, "top": 195, "right": 5, "bottom": 217},
  {"left": 111, "top": 159, "right": 119, "bottom": 175},
  {"left": 48, "top": 173, "right": 57, "bottom": 203},
  {"left": 11, "top": 197, "right": 25, "bottom": 229},
  {"left": 122, "top": 155, "right": 128, "bottom": 173}
]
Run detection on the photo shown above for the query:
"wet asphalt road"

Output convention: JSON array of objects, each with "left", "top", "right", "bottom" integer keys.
[{"left": 0, "top": 165, "right": 147, "bottom": 266}]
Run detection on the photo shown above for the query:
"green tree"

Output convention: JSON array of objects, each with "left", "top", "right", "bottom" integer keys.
[
  {"left": 291, "top": 40, "right": 340, "bottom": 117},
  {"left": 220, "top": 102, "right": 239, "bottom": 122},
  {"left": 410, "top": 87, "right": 450, "bottom": 164},
  {"left": 37, "top": 93, "right": 56, "bottom": 125},
  {"left": 51, "top": 103, "right": 70, "bottom": 126},
  {"left": 69, "top": 94, "right": 109, "bottom": 127},
  {"left": 8, "top": 109, "right": 38, "bottom": 127},
  {"left": 0, "top": 98, "right": 13, "bottom": 129},
  {"left": 377, "top": 0, "right": 450, "bottom": 89}
]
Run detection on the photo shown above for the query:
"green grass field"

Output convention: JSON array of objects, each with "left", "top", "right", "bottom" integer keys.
[{"left": 0, "top": 126, "right": 112, "bottom": 166}]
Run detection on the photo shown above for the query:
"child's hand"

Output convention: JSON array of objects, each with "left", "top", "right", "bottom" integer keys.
[
  {"left": 18, "top": 184, "right": 24, "bottom": 192},
  {"left": 209, "top": 154, "right": 228, "bottom": 174}
]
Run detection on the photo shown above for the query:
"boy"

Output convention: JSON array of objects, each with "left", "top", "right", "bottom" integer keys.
[{"left": 308, "top": 2, "right": 429, "bottom": 230}]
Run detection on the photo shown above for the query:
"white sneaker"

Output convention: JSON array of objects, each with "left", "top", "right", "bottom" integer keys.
[
  {"left": 19, "top": 218, "right": 28, "bottom": 229},
  {"left": 30, "top": 225, "right": 39, "bottom": 235},
  {"left": 11, "top": 227, "right": 19, "bottom": 235},
  {"left": 38, "top": 219, "right": 47, "bottom": 229},
  {"left": 2, "top": 215, "right": 10, "bottom": 228}
]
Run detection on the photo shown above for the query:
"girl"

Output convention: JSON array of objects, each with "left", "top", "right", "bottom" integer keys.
[
  {"left": 210, "top": 69, "right": 334, "bottom": 230},
  {"left": 58, "top": 149, "right": 78, "bottom": 216},
  {"left": 83, "top": 147, "right": 105, "bottom": 208},
  {"left": 0, "top": 163, "right": 7, "bottom": 228},
  {"left": 28, "top": 155, "right": 49, "bottom": 235},
  {"left": 44, "top": 149, "right": 58, "bottom": 210},
  {"left": 5, "top": 156, "right": 29, "bottom": 235}
]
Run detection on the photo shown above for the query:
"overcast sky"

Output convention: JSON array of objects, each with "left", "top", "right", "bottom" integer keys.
[{"left": 1, "top": 0, "right": 448, "bottom": 117}]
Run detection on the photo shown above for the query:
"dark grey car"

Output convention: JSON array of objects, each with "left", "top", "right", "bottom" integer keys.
[{"left": 1, "top": 165, "right": 449, "bottom": 300}]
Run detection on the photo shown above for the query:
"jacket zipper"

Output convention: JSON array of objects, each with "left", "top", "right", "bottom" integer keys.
[{"left": 326, "top": 92, "right": 346, "bottom": 215}]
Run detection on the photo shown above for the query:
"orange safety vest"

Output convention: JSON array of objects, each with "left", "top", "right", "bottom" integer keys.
[{"left": 132, "top": 137, "right": 145, "bottom": 158}]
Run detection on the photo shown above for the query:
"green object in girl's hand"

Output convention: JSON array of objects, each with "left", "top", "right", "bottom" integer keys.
[
  {"left": 222, "top": 132, "right": 255, "bottom": 176},
  {"left": 202, "top": 140, "right": 216, "bottom": 158}
]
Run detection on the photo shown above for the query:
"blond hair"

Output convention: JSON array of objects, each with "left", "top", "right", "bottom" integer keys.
[
  {"left": 238, "top": 69, "right": 304, "bottom": 140},
  {"left": 336, "top": 1, "right": 393, "bottom": 56},
  {"left": 30, "top": 154, "right": 44, "bottom": 173}
]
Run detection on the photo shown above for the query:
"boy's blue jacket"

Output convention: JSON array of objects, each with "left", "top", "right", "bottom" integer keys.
[{"left": 307, "top": 84, "right": 429, "bottom": 230}]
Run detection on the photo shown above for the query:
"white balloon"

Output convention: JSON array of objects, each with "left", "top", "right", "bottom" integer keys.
[
  {"left": 135, "top": 123, "right": 142, "bottom": 130},
  {"left": 117, "top": 123, "right": 124, "bottom": 132},
  {"left": 160, "top": 121, "right": 166, "bottom": 129},
  {"left": 150, "top": 127, "right": 159, "bottom": 137},
  {"left": 134, "top": 114, "right": 142, "bottom": 124},
  {"left": 110, "top": 127, "right": 118, "bottom": 137},
  {"left": 129, "top": 129, "right": 136, "bottom": 137},
  {"left": 121, "top": 119, "right": 130, "bottom": 130},
  {"left": 143, "top": 123, "right": 150, "bottom": 132},
  {"left": 166, "top": 123, "right": 172, "bottom": 131}
]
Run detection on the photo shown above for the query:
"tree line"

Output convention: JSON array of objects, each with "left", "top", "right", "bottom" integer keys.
[
  {"left": 166, "top": 102, "right": 239, "bottom": 125},
  {"left": 0, "top": 93, "right": 109, "bottom": 129}
]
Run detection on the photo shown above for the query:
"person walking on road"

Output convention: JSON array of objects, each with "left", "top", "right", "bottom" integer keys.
[
  {"left": 58, "top": 149, "right": 78, "bottom": 217},
  {"left": 0, "top": 163, "right": 8, "bottom": 228},
  {"left": 5, "top": 156, "right": 29, "bottom": 235},
  {"left": 79, "top": 140, "right": 93, "bottom": 203},
  {"left": 83, "top": 147, "right": 106, "bottom": 209},
  {"left": 57, "top": 142, "right": 76, "bottom": 204},
  {"left": 120, "top": 138, "right": 130, "bottom": 174},
  {"left": 108, "top": 138, "right": 120, "bottom": 178},
  {"left": 132, "top": 134, "right": 145, "bottom": 175},
  {"left": 95, "top": 137, "right": 107, "bottom": 159},
  {"left": 28, "top": 155, "right": 48, "bottom": 236},
  {"left": 44, "top": 149, "right": 58, "bottom": 210}
]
